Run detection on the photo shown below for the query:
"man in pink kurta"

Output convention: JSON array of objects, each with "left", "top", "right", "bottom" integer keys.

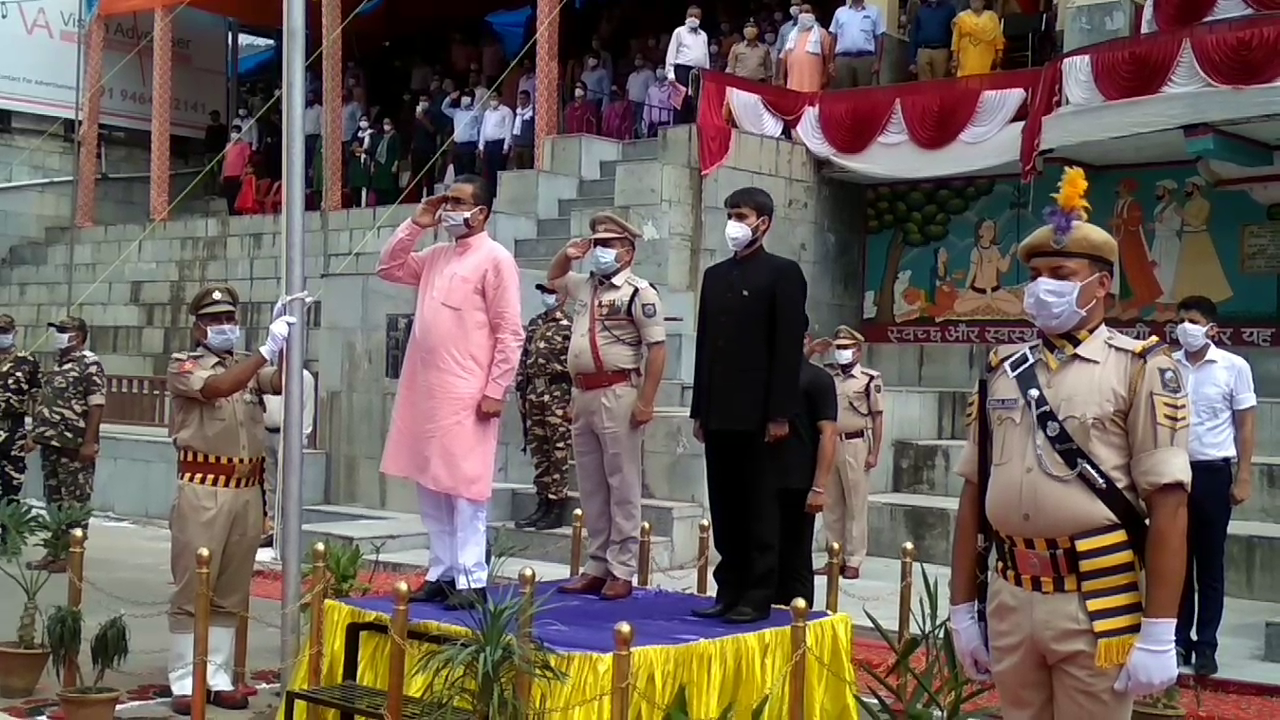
[{"left": 376, "top": 175, "right": 524, "bottom": 610}]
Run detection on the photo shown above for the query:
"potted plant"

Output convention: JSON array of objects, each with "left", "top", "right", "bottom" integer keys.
[
  {"left": 662, "top": 684, "right": 769, "bottom": 719},
  {"left": 855, "top": 567, "right": 997, "bottom": 719},
  {"left": 47, "top": 609, "right": 130, "bottom": 720},
  {"left": 1133, "top": 686, "right": 1186, "bottom": 719}
]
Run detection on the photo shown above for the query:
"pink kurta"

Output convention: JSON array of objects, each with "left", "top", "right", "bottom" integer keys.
[{"left": 376, "top": 219, "right": 525, "bottom": 502}]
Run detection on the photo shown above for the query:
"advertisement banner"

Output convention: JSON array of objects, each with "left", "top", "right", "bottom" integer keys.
[{"left": 0, "top": 1, "right": 227, "bottom": 138}]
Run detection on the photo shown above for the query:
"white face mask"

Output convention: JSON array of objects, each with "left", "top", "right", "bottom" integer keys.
[
  {"left": 203, "top": 324, "right": 241, "bottom": 353},
  {"left": 358, "top": 120, "right": 369, "bottom": 129},
  {"left": 574, "top": 88, "right": 586, "bottom": 98},
  {"left": 685, "top": 17, "right": 700, "bottom": 29},
  {"left": 540, "top": 293, "right": 559, "bottom": 311},
  {"left": 797, "top": 13, "right": 816, "bottom": 27},
  {"left": 587, "top": 58, "right": 599, "bottom": 68},
  {"left": 589, "top": 246, "right": 621, "bottom": 275},
  {"left": 438, "top": 208, "right": 477, "bottom": 238},
  {"left": 790, "top": 5, "right": 801, "bottom": 16},
  {"left": 834, "top": 348, "right": 856, "bottom": 366},
  {"left": 1176, "top": 322, "right": 1211, "bottom": 352},
  {"left": 53, "top": 332, "right": 75, "bottom": 350},
  {"left": 1021, "top": 275, "right": 1097, "bottom": 335},
  {"left": 724, "top": 219, "right": 758, "bottom": 252},
  {"left": 460, "top": 97, "right": 473, "bottom": 108},
  {"left": 0, "top": 333, "right": 14, "bottom": 351},
  {"left": 765, "top": 33, "right": 777, "bottom": 43},
  {"left": 489, "top": 99, "right": 500, "bottom": 109},
  {"left": 238, "top": 109, "right": 248, "bottom": 117}
]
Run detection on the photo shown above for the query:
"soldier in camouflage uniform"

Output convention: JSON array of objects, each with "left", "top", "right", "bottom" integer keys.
[
  {"left": 513, "top": 282, "right": 574, "bottom": 531},
  {"left": 27, "top": 316, "right": 106, "bottom": 573},
  {"left": 0, "top": 314, "right": 42, "bottom": 510}
]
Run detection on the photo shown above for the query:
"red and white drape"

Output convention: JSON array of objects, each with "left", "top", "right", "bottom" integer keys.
[
  {"left": 1064, "top": 20, "right": 1280, "bottom": 105},
  {"left": 1140, "top": 0, "right": 1280, "bottom": 33}
]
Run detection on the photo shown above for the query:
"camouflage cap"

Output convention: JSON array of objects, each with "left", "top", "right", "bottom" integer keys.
[
  {"left": 832, "top": 325, "right": 864, "bottom": 347},
  {"left": 47, "top": 316, "right": 88, "bottom": 336},
  {"left": 587, "top": 212, "right": 643, "bottom": 242},
  {"left": 189, "top": 283, "right": 240, "bottom": 316},
  {"left": 0, "top": 314, "right": 14, "bottom": 332}
]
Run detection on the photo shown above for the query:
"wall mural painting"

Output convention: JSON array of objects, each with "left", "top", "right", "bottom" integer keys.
[{"left": 860, "top": 165, "right": 1280, "bottom": 347}]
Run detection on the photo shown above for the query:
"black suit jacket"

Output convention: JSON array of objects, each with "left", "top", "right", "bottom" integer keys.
[{"left": 690, "top": 248, "right": 809, "bottom": 432}]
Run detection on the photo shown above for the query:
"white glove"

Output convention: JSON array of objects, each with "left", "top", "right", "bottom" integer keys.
[
  {"left": 1113, "top": 618, "right": 1178, "bottom": 696},
  {"left": 258, "top": 316, "right": 296, "bottom": 362},
  {"left": 949, "top": 602, "right": 991, "bottom": 681},
  {"left": 272, "top": 291, "right": 314, "bottom": 322}
]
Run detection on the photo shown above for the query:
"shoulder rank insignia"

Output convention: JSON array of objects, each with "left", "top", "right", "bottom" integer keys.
[
  {"left": 641, "top": 302, "right": 658, "bottom": 319},
  {"left": 1157, "top": 366, "right": 1184, "bottom": 396},
  {"left": 1153, "top": 394, "right": 1190, "bottom": 431},
  {"left": 1134, "top": 336, "right": 1168, "bottom": 360}
]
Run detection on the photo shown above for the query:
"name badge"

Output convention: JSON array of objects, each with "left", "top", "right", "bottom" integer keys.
[{"left": 987, "top": 397, "right": 1019, "bottom": 410}]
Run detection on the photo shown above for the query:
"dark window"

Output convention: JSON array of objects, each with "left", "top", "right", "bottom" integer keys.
[{"left": 385, "top": 313, "right": 414, "bottom": 380}]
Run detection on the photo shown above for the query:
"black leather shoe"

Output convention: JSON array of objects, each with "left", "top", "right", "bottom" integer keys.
[
  {"left": 409, "top": 578, "right": 455, "bottom": 603},
  {"left": 534, "top": 500, "right": 566, "bottom": 530},
  {"left": 1176, "top": 646, "right": 1192, "bottom": 668},
  {"left": 443, "top": 587, "right": 488, "bottom": 611},
  {"left": 690, "top": 602, "right": 734, "bottom": 619},
  {"left": 515, "top": 498, "right": 548, "bottom": 529},
  {"left": 1193, "top": 652, "right": 1218, "bottom": 677},
  {"left": 722, "top": 606, "right": 770, "bottom": 624}
]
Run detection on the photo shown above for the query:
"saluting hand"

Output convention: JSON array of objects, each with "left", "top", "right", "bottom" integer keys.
[
  {"left": 564, "top": 238, "right": 591, "bottom": 261},
  {"left": 411, "top": 194, "right": 446, "bottom": 229}
]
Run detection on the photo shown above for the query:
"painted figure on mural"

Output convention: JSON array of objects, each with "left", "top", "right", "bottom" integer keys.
[
  {"left": 1110, "top": 179, "right": 1162, "bottom": 320},
  {"left": 1171, "top": 177, "right": 1234, "bottom": 305},
  {"left": 1150, "top": 179, "right": 1183, "bottom": 320},
  {"left": 949, "top": 218, "right": 1022, "bottom": 317}
]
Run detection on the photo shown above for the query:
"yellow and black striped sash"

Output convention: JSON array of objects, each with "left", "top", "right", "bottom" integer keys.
[
  {"left": 177, "top": 449, "right": 265, "bottom": 489},
  {"left": 996, "top": 525, "right": 1142, "bottom": 668}
]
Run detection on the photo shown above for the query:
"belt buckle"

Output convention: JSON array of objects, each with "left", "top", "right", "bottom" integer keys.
[
  {"left": 232, "top": 463, "right": 252, "bottom": 480},
  {"left": 1013, "top": 547, "right": 1054, "bottom": 577}
]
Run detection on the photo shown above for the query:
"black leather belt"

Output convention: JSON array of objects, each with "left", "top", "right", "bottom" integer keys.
[
  {"left": 265, "top": 428, "right": 281, "bottom": 434},
  {"left": 840, "top": 430, "right": 865, "bottom": 440}
]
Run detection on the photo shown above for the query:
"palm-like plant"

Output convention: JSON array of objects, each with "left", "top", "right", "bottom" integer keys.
[
  {"left": 47, "top": 609, "right": 130, "bottom": 692},
  {"left": 856, "top": 567, "right": 995, "bottom": 719},
  {"left": 661, "top": 684, "right": 770, "bottom": 719},
  {"left": 0, "top": 499, "right": 92, "bottom": 649}
]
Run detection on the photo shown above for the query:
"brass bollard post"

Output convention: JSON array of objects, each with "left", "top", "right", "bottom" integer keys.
[
  {"left": 637, "top": 522, "right": 652, "bottom": 587},
  {"left": 788, "top": 598, "right": 809, "bottom": 720},
  {"left": 193, "top": 548, "right": 212, "bottom": 720},
  {"left": 63, "top": 528, "right": 86, "bottom": 689},
  {"left": 896, "top": 542, "right": 917, "bottom": 699},
  {"left": 824, "top": 542, "right": 842, "bottom": 614},
  {"left": 232, "top": 614, "right": 249, "bottom": 691},
  {"left": 695, "top": 519, "right": 711, "bottom": 595},
  {"left": 514, "top": 567, "right": 537, "bottom": 709},
  {"left": 610, "top": 622, "right": 633, "bottom": 720},
  {"left": 387, "top": 581, "right": 411, "bottom": 720},
  {"left": 569, "top": 508, "right": 584, "bottom": 577},
  {"left": 308, "top": 542, "right": 329, "bottom": 688}
]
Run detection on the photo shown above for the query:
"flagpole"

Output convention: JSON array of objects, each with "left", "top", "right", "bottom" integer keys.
[
  {"left": 68, "top": 0, "right": 87, "bottom": 312},
  {"left": 279, "top": 0, "right": 307, "bottom": 679}
]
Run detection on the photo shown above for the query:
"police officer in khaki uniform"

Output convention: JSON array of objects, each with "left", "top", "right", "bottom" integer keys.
[
  {"left": 165, "top": 284, "right": 296, "bottom": 714},
  {"left": 815, "top": 325, "right": 883, "bottom": 580},
  {"left": 545, "top": 212, "right": 667, "bottom": 601},
  {"left": 949, "top": 169, "right": 1191, "bottom": 720}
]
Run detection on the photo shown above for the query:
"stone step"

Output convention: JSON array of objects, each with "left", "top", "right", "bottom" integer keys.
[
  {"left": 300, "top": 515, "right": 432, "bottom": 556},
  {"left": 579, "top": 178, "right": 615, "bottom": 197},
  {"left": 621, "top": 138, "right": 660, "bottom": 161},
  {"left": 1266, "top": 617, "right": 1280, "bottom": 662},
  {"left": 866, "top": 492, "right": 1280, "bottom": 602},
  {"left": 558, "top": 195, "right": 616, "bottom": 215},
  {"left": 537, "top": 217, "right": 570, "bottom": 237},
  {"left": 489, "top": 521, "right": 677, "bottom": 569},
  {"left": 513, "top": 236, "right": 571, "bottom": 259},
  {"left": 516, "top": 256, "right": 554, "bottom": 271},
  {"left": 496, "top": 485, "right": 703, "bottom": 546}
]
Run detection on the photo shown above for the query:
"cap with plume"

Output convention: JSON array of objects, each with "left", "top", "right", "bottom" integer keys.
[{"left": 1043, "top": 166, "right": 1091, "bottom": 245}]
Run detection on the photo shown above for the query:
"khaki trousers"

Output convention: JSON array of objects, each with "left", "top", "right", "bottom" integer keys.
[
  {"left": 833, "top": 55, "right": 877, "bottom": 88},
  {"left": 987, "top": 578, "right": 1133, "bottom": 720},
  {"left": 168, "top": 480, "right": 264, "bottom": 633},
  {"left": 822, "top": 437, "right": 869, "bottom": 567},
  {"left": 570, "top": 383, "right": 643, "bottom": 581},
  {"left": 916, "top": 48, "right": 951, "bottom": 80}
]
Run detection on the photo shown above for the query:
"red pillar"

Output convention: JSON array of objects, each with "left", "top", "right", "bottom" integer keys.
[
  {"left": 74, "top": 19, "right": 106, "bottom": 228},
  {"left": 321, "top": 0, "right": 342, "bottom": 210},
  {"left": 149, "top": 7, "right": 174, "bottom": 221},
  {"left": 533, "top": 0, "right": 560, "bottom": 169}
]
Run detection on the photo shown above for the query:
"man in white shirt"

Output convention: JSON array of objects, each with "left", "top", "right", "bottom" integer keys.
[
  {"left": 444, "top": 90, "right": 482, "bottom": 177},
  {"left": 234, "top": 106, "right": 259, "bottom": 150},
  {"left": 776, "top": 0, "right": 803, "bottom": 53},
  {"left": 480, "top": 96, "right": 514, "bottom": 199},
  {"left": 580, "top": 53, "right": 611, "bottom": 108},
  {"left": 341, "top": 90, "right": 363, "bottom": 143},
  {"left": 626, "top": 55, "right": 657, "bottom": 114},
  {"left": 1171, "top": 295, "right": 1257, "bottom": 678},
  {"left": 665, "top": 5, "right": 710, "bottom": 124},
  {"left": 261, "top": 363, "right": 316, "bottom": 548},
  {"left": 303, "top": 92, "right": 323, "bottom": 179},
  {"left": 829, "top": 0, "right": 886, "bottom": 88}
]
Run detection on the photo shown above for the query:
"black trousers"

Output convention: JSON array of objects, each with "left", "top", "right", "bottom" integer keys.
[
  {"left": 481, "top": 140, "right": 507, "bottom": 198},
  {"left": 452, "top": 141, "right": 478, "bottom": 177},
  {"left": 410, "top": 151, "right": 434, "bottom": 202},
  {"left": 1176, "top": 458, "right": 1234, "bottom": 655},
  {"left": 775, "top": 487, "right": 815, "bottom": 608},
  {"left": 674, "top": 64, "right": 699, "bottom": 125},
  {"left": 704, "top": 429, "right": 783, "bottom": 611}
]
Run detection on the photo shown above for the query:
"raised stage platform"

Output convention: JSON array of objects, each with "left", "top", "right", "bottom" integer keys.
[{"left": 286, "top": 581, "right": 858, "bottom": 719}]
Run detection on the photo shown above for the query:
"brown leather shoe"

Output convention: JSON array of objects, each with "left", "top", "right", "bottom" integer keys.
[
  {"left": 210, "top": 689, "right": 250, "bottom": 710},
  {"left": 25, "top": 555, "right": 53, "bottom": 571},
  {"left": 599, "top": 578, "right": 633, "bottom": 601},
  {"left": 170, "top": 696, "right": 193, "bottom": 716},
  {"left": 842, "top": 566, "right": 860, "bottom": 580},
  {"left": 557, "top": 574, "right": 607, "bottom": 595},
  {"left": 814, "top": 563, "right": 845, "bottom": 576}
]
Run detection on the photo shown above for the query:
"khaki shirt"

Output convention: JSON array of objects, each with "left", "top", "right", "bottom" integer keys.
[
  {"left": 831, "top": 365, "right": 884, "bottom": 433},
  {"left": 956, "top": 328, "right": 1192, "bottom": 540},
  {"left": 727, "top": 41, "right": 774, "bottom": 82},
  {"left": 559, "top": 269, "right": 665, "bottom": 375},
  {"left": 167, "top": 349, "right": 278, "bottom": 459}
]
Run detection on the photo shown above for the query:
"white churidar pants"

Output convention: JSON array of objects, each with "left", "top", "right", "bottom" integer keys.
[
  {"left": 417, "top": 485, "right": 488, "bottom": 589},
  {"left": 168, "top": 625, "right": 236, "bottom": 694}
]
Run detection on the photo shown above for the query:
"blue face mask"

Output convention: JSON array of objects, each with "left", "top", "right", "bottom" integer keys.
[
  {"left": 540, "top": 293, "right": 559, "bottom": 311},
  {"left": 0, "top": 334, "right": 13, "bottom": 351},
  {"left": 204, "top": 324, "right": 241, "bottom": 353},
  {"left": 589, "top": 246, "right": 621, "bottom": 276}
]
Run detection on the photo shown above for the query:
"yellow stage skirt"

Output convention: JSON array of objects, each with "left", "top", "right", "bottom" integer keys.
[{"left": 284, "top": 599, "right": 859, "bottom": 719}]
